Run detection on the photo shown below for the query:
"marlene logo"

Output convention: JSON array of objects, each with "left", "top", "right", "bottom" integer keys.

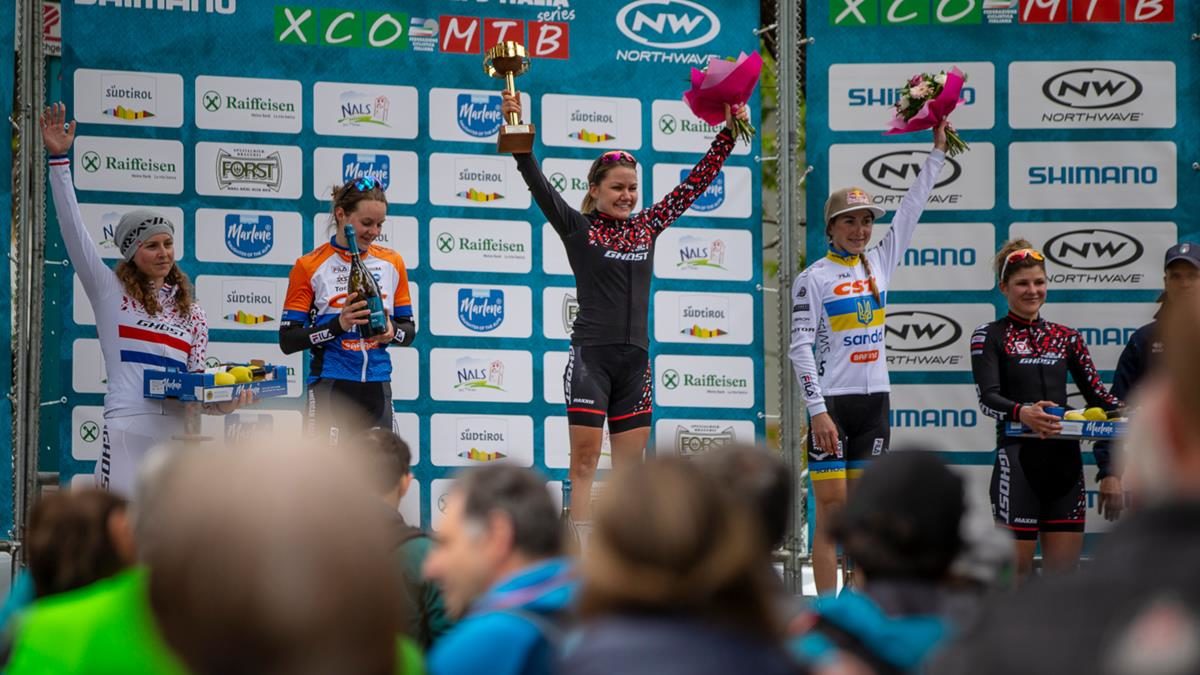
[
  {"left": 457, "top": 93, "right": 504, "bottom": 137},
  {"left": 862, "top": 150, "right": 962, "bottom": 191},
  {"left": 1044, "top": 228, "right": 1144, "bottom": 271},
  {"left": 1042, "top": 68, "right": 1143, "bottom": 110},
  {"left": 342, "top": 153, "right": 391, "bottom": 190},
  {"left": 454, "top": 357, "right": 506, "bottom": 392},
  {"left": 885, "top": 311, "right": 962, "bottom": 352},
  {"left": 686, "top": 170, "right": 726, "bottom": 212},
  {"left": 615, "top": 0, "right": 720, "bottom": 50},
  {"left": 224, "top": 214, "right": 274, "bottom": 259},
  {"left": 457, "top": 288, "right": 505, "bottom": 332}
]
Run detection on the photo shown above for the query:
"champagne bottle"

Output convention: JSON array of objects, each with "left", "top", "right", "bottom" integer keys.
[{"left": 343, "top": 223, "right": 390, "bottom": 340}]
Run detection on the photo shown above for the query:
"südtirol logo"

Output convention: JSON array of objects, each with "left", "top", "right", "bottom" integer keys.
[
  {"left": 224, "top": 214, "right": 274, "bottom": 259},
  {"left": 453, "top": 356, "right": 506, "bottom": 392},
  {"left": 455, "top": 158, "right": 506, "bottom": 203},
  {"left": 338, "top": 91, "right": 390, "bottom": 128},
  {"left": 221, "top": 279, "right": 277, "bottom": 326},
  {"left": 342, "top": 153, "right": 391, "bottom": 190},
  {"left": 685, "top": 169, "right": 725, "bottom": 212},
  {"left": 679, "top": 295, "right": 729, "bottom": 339},
  {"left": 101, "top": 73, "right": 156, "bottom": 120},
  {"left": 566, "top": 98, "right": 618, "bottom": 143},
  {"left": 676, "top": 234, "right": 726, "bottom": 270},
  {"left": 216, "top": 147, "right": 283, "bottom": 192},
  {"left": 457, "top": 288, "right": 506, "bottom": 332},
  {"left": 457, "top": 93, "right": 504, "bottom": 138},
  {"left": 456, "top": 417, "right": 509, "bottom": 462}
]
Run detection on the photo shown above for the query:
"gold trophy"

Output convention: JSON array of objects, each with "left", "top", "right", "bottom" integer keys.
[{"left": 484, "top": 41, "right": 536, "bottom": 154}]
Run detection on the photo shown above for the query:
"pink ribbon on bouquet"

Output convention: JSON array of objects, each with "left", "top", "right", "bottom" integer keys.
[
  {"left": 885, "top": 66, "right": 966, "bottom": 135},
  {"left": 683, "top": 51, "right": 763, "bottom": 126}
]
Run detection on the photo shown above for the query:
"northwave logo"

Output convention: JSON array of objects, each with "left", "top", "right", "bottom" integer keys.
[
  {"left": 863, "top": 151, "right": 961, "bottom": 191},
  {"left": 457, "top": 94, "right": 504, "bottom": 137},
  {"left": 457, "top": 288, "right": 506, "bottom": 332},
  {"left": 1042, "top": 68, "right": 1143, "bottom": 110},
  {"left": 885, "top": 311, "right": 963, "bottom": 352},
  {"left": 223, "top": 214, "right": 274, "bottom": 259},
  {"left": 1044, "top": 228, "right": 1144, "bottom": 271},
  {"left": 615, "top": 0, "right": 721, "bottom": 50}
]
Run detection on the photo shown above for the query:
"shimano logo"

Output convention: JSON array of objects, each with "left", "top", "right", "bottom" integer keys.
[
  {"left": 1044, "top": 229, "right": 1144, "bottom": 271},
  {"left": 889, "top": 408, "right": 978, "bottom": 428},
  {"left": 1079, "top": 327, "right": 1137, "bottom": 347},
  {"left": 902, "top": 247, "right": 976, "bottom": 267},
  {"left": 886, "top": 311, "right": 963, "bottom": 352},
  {"left": 1042, "top": 68, "right": 1143, "bottom": 109},
  {"left": 615, "top": 0, "right": 720, "bottom": 50},
  {"left": 224, "top": 214, "right": 274, "bottom": 259},
  {"left": 1028, "top": 165, "right": 1158, "bottom": 185},
  {"left": 862, "top": 150, "right": 962, "bottom": 191},
  {"left": 849, "top": 86, "right": 976, "bottom": 108}
]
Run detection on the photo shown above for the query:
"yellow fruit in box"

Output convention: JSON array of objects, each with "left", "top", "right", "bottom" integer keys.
[
  {"left": 213, "top": 372, "right": 236, "bottom": 386},
  {"left": 228, "top": 366, "right": 253, "bottom": 383},
  {"left": 1083, "top": 407, "right": 1107, "bottom": 421},
  {"left": 1063, "top": 411, "right": 1087, "bottom": 421}
]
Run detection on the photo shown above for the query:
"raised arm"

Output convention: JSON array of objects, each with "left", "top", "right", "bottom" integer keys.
[
  {"left": 874, "top": 121, "right": 949, "bottom": 274},
  {"left": 40, "top": 103, "right": 119, "bottom": 302},
  {"left": 503, "top": 90, "right": 580, "bottom": 238}
]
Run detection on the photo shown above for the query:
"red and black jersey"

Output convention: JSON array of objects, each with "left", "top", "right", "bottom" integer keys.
[
  {"left": 971, "top": 312, "right": 1121, "bottom": 445},
  {"left": 514, "top": 129, "right": 734, "bottom": 350}
]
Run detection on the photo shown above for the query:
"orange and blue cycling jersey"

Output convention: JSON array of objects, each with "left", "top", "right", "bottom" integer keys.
[{"left": 280, "top": 237, "right": 414, "bottom": 383}]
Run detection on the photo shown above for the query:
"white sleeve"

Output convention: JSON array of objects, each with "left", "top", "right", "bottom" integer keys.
[
  {"left": 48, "top": 159, "right": 120, "bottom": 302},
  {"left": 874, "top": 148, "right": 945, "bottom": 274},
  {"left": 787, "top": 270, "right": 826, "bottom": 416}
]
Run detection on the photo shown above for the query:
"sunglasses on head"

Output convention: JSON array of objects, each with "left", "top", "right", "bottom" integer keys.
[
  {"left": 1000, "top": 248, "right": 1045, "bottom": 281},
  {"left": 599, "top": 150, "right": 636, "bottom": 166},
  {"left": 353, "top": 175, "right": 379, "bottom": 192}
]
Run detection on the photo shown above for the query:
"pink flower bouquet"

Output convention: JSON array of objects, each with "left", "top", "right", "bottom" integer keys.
[
  {"left": 683, "top": 51, "right": 762, "bottom": 142},
  {"left": 885, "top": 67, "right": 969, "bottom": 156}
]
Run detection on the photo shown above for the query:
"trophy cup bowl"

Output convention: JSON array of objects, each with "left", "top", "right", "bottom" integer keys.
[{"left": 484, "top": 41, "right": 536, "bottom": 154}]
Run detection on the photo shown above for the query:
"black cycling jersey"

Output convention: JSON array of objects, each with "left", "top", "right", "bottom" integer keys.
[
  {"left": 513, "top": 129, "right": 734, "bottom": 350},
  {"left": 971, "top": 311, "right": 1121, "bottom": 446}
]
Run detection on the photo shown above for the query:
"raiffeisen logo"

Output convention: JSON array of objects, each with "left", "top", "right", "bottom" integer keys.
[
  {"left": 457, "top": 94, "right": 503, "bottom": 138},
  {"left": 676, "top": 235, "right": 726, "bottom": 270},
  {"left": 615, "top": 0, "right": 721, "bottom": 64},
  {"left": 454, "top": 357, "right": 506, "bottom": 392},
  {"left": 75, "top": 0, "right": 235, "bottom": 13},
  {"left": 342, "top": 153, "right": 391, "bottom": 190}
]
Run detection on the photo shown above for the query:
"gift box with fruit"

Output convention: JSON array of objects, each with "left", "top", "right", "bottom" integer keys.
[
  {"left": 143, "top": 360, "right": 289, "bottom": 403},
  {"left": 1005, "top": 406, "right": 1126, "bottom": 441}
]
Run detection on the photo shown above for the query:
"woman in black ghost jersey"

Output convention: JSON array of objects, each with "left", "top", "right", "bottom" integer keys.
[
  {"left": 502, "top": 90, "right": 746, "bottom": 527},
  {"left": 971, "top": 239, "right": 1121, "bottom": 582}
]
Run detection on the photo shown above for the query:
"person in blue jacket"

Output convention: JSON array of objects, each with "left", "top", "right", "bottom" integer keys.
[{"left": 423, "top": 465, "right": 574, "bottom": 675}]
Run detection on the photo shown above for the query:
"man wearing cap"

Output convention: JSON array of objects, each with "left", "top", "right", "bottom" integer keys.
[
  {"left": 1093, "top": 241, "right": 1200, "bottom": 521},
  {"left": 788, "top": 121, "right": 950, "bottom": 594}
]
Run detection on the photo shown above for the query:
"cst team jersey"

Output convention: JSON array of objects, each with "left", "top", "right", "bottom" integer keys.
[
  {"left": 788, "top": 149, "right": 944, "bottom": 416},
  {"left": 48, "top": 156, "right": 209, "bottom": 419},
  {"left": 281, "top": 238, "right": 413, "bottom": 383}
]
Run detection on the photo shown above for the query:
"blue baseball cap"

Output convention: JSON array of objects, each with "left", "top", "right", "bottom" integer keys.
[{"left": 1165, "top": 242, "right": 1200, "bottom": 270}]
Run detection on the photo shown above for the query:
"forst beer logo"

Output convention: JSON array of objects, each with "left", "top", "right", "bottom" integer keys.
[
  {"left": 457, "top": 288, "right": 506, "bottom": 332},
  {"left": 863, "top": 150, "right": 961, "bottom": 191},
  {"left": 615, "top": 0, "right": 721, "bottom": 50},
  {"left": 676, "top": 234, "right": 726, "bottom": 270},
  {"left": 223, "top": 214, "right": 274, "bottom": 259},
  {"left": 885, "top": 311, "right": 962, "bottom": 352},
  {"left": 216, "top": 148, "right": 282, "bottom": 191},
  {"left": 1042, "top": 68, "right": 1144, "bottom": 110},
  {"left": 101, "top": 73, "right": 156, "bottom": 120},
  {"left": 1044, "top": 228, "right": 1144, "bottom": 271},
  {"left": 453, "top": 356, "right": 506, "bottom": 392},
  {"left": 338, "top": 92, "right": 390, "bottom": 127},
  {"left": 674, "top": 424, "right": 736, "bottom": 457},
  {"left": 456, "top": 417, "right": 509, "bottom": 462},
  {"left": 684, "top": 169, "right": 726, "bottom": 212},
  {"left": 562, "top": 293, "right": 579, "bottom": 334},
  {"left": 342, "top": 153, "right": 391, "bottom": 191},
  {"left": 457, "top": 94, "right": 504, "bottom": 137}
]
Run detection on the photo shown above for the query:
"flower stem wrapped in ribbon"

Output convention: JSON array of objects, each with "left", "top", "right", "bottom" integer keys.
[
  {"left": 683, "top": 51, "right": 762, "bottom": 142},
  {"left": 886, "top": 67, "right": 970, "bottom": 156}
]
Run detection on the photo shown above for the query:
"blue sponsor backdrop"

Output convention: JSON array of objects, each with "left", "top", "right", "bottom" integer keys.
[
  {"left": 807, "top": 0, "right": 1199, "bottom": 542},
  {"left": 50, "top": 0, "right": 763, "bottom": 527}
]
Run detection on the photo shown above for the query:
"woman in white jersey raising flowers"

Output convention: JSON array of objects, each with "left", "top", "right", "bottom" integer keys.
[{"left": 789, "top": 121, "right": 949, "bottom": 594}]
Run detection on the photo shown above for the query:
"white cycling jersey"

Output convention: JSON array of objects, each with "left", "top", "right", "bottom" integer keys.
[{"left": 788, "top": 149, "right": 944, "bottom": 416}]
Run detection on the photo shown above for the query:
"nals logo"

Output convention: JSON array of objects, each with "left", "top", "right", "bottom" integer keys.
[
  {"left": 99, "top": 211, "right": 122, "bottom": 253},
  {"left": 342, "top": 153, "right": 391, "bottom": 190},
  {"left": 457, "top": 288, "right": 506, "bottom": 332},
  {"left": 562, "top": 293, "right": 579, "bottom": 335},
  {"left": 455, "top": 158, "right": 506, "bottom": 202},
  {"left": 676, "top": 235, "right": 726, "bottom": 270},
  {"left": 615, "top": 0, "right": 721, "bottom": 50},
  {"left": 1044, "top": 229, "right": 1144, "bottom": 271},
  {"left": 338, "top": 92, "right": 390, "bottom": 128},
  {"left": 454, "top": 357, "right": 506, "bottom": 392},
  {"left": 457, "top": 94, "right": 504, "bottom": 137},
  {"left": 567, "top": 99, "right": 617, "bottom": 143},
  {"left": 863, "top": 150, "right": 961, "bottom": 191},
  {"left": 1042, "top": 68, "right": 1143, "bottom": 110},
  {"left": 685, "top": 169, "right": 726, "bottom": 212},
  {"left": 456, "top": 417, "right": 508, "bottom": 462},
  {"left": 885, "top": 311, "right": 963, "bottom": 352},
  {"left": 101, "top": 73, "right": 156, "bottom": 120},
  {"left": 224, "top": 213, "right": 274, "bottom": 259},
  {"left": 216, "top": 148, "right": 282, "bottom": 192},
  {"left": 679, "top": 296, "right": 728, "bottom": 339},
  {"left": 675, "top": 423, "right": 735, "bottom": 456}
]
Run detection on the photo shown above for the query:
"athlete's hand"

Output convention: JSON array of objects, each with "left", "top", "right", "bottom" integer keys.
[
  {"left": 501, "top": 90, "right": 523, "bottom": 123},
  {"left": 216, "top": 388, "right": 256, "bottom": 415},
  {"left": 810, "top": 412, "right": 842, "bottom": 459},
  {"left": 933, "top": 120, "right": 950, "bottom": 152},
  {"left": 723, "top": 102, "right": 749, "bottom": 130},
  {"left": 40, "top": 102, "right": 76, "bottom": 156},
  {"left": 1019, "top": 401, "right": 1062, "bottom": 439},
  {"left": 1098, "top": 475, "right": 1125, "bottom": 521},
  {"left": 370, "top": 318, "right": 396, "bottom": 344},
  {"left": 338, "top": 292, "right": 370, "bottom": 333}
]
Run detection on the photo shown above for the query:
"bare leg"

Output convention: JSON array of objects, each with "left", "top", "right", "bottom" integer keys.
[
  {"left": 567, "top": 425, "right": 604, "bottom": 520},
  {"left": 609, "top": 427, "right": 649, "bottom": 468},
  {"left": 1040, "top": 531, "right": 1084, "bottom": 575},
  {"left": 812, "top": 478, "right": 847, "bottom": 595},
  {"left": 1014, "top": 538, "right": 1038, "bottom": 585}
]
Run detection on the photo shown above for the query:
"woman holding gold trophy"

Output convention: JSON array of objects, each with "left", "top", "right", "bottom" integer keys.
[{"left": 499, "top": 80, "right": 748, "bottom": 541}]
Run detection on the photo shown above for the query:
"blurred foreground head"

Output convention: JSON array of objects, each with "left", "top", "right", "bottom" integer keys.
[
  {"left": 27, "top": 489, "right": 134, "bottom": 599},
  {"left": 423, "top": 464, "right": 563, "bottom": 619},
  {"left": 579, "top": 456, "right": 780, "bottom": 638},
  {"left": 832, "top": 450, "right": 964, "bottom": 583},
  {"left": 696, "top": 445, "right": 792, "bottom": 552},
  {"left": 142, "top": 443, "right": 402, "bottom": 675}
]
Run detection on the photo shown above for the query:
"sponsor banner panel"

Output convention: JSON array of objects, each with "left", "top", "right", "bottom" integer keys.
[
  {"left": 653, "top": 418, "right": 757, "bottom": 457},
  {"left": 429, "top": 283, "right": 533, "bottom": 338},
  {"left": 1009, "top": 141, "right": 1177, "bottom": 210},
  {"left": 870, "top": 222, "right": 995, "bottom": 291},
  {"left": 195, "top": 275, "right": 290, "bottom": 333},
  {"left": 196, "top": 209, "right": 301, "bottom": 266},
  {"left": 1041, "top": 302, "right": 1156, "bottom": 372},
  {"left": 654, "top": 354, "right": 755, "bottom": 409},
  {"left": 1008, "top": 60, "right": 1176, "bottom": 129},
  {"left": 313, "top": 148, "right": 419, "bottom": 205},
  {"left": 828, "top": 61, "right": 996, "bottom": 131},
  {"left": 539, "top": 93, "right": 643, "bottom": 150},
  {"left": 653, "top": 290, "right": 754, "bottom": 345},
  {"left": 828, "top": 142, "right": 996, "bottom": 212},
  {"left": 1009, "top": 222, "right": 1177, "bottom": 290},
  {"left": 543, "top": 351, "right": 569, "bottom": 405},
  {"left": 195, "top": 141, "right": 302, "bottom": 199},
  {"left": 73, "top": 68, "right": 184, "bottom": 128},
  {"left": 650, "top": 164, "right": 753, "bottom": 219},
  {"left": 314, "top": 82, "right": 419, "bottom": 140},
  {"left": 429, "top": 218, "right": 532, "bottom": 274},
  {"left": 542, "top": 286, "right": 579, "bottom": 341},
  {"left": 542, "top": 222, "right": 572, "bottom": 276},
  {"left": 544, "top": 416, "right": 612, "bottom": 469},
  {"left": 430, "top": 413, "right": 535, "bottom": 467},
  {"left": 889, "top": 384, "right": 994, "bottom": 453},
  {"left": 651, "top": 99, "right": 752, "bottom": 155},
  {"left": 428, "top": 88, "right": 531, "bottom": 144},
  {"left": 71, "top": 339, "right": 105, "bottom": 394},
  {"left": 885, "top": 303, "right": 996, "bottom": 372},
  {"left": 74, "top": 136, "right": 184, "bottom": 194},
  {"left": 428, "top": 153, "right": 531, "bottom": 210},
  {"left": 195, "top": 75, "right": 302, "bottom": 133},
  {"left": 653, "top": 227, "right": 754, "bottom": 282},
  {"left": 428, "top": 348, "right": 533, "bottom": 403},
  {"left": 71, "top": 405, "right": 106, "bottom": 461}
]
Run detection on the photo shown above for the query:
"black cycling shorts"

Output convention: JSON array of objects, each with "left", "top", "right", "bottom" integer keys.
[
  {"left": 990, "top": 441, "right": 1086, "bottom": 541},
  {"left": 563, "top": 344, "right": 652, "bottom": 434},
  {"left": 307, "top": 378, "right": 394, "bottom": 447},
  {"left": 807, "top": 393, "right": 890, "bottom": 482}
]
